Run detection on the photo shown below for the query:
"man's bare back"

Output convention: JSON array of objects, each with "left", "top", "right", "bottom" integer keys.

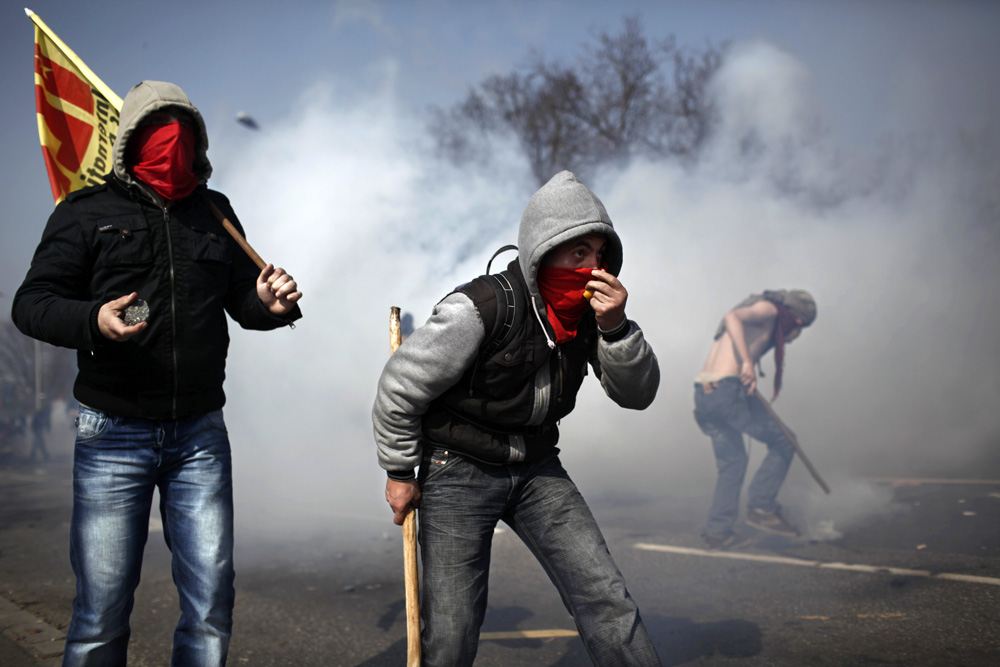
[{"left": 699, "top": 300, "right": 796, "bottom": 395}]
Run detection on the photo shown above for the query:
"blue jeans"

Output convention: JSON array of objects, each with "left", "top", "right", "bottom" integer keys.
[
  {"left": 63, "top": 407, "right": 235, "bottom": 667},
  {"left": 417, "top": 448, "right": 660, "bottom": 666},
  {"left": 693, "top": 378, "right": 796, "bottom": 537}
]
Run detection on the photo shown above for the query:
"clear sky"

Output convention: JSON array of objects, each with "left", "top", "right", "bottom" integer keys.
[{"left": 3, "top": 0, "right": 999, "bottom": 536}]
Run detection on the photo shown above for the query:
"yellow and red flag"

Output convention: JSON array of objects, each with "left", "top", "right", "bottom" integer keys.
[{"left": 27, "top": 8, "right": 122, "bottom": 204}]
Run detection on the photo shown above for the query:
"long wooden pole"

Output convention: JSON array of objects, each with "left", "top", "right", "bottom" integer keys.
[
  {"left": 205, "top": 197, "right": 267, "bottom": 270},
  {"left": 753, "top": 389, "right": 831, "bottom": 494},
  {"left": 390, "top": 306, "right": 421, "bottom": 666}
]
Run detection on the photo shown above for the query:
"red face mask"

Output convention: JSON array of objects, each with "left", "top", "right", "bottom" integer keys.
[
  {"left": 128, "top": 121, "right": 199, "bottom": 201},
  {"left": 537, "top": 266, "right": 596, "bottom": 343}
]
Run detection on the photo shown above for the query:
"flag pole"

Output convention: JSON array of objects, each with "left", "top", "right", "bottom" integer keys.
[
  {"left": 25, "top": 8, "right": 123, "bottom": 110},
  {"left": 390, "top": 306, "right": 421, "bottom": 667}
]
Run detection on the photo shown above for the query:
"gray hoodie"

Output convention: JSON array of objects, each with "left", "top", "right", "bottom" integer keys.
[
  {"left": 517, "top": 171, "right": 623, "bottom": 336},
  {"left": 112, "top": 80, "right": 212, "bottom": 200},
  {"left": 373, "top": 171, "right": 659, "bottom": 476}
]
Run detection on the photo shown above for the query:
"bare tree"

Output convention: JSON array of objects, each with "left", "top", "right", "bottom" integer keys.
[
  {"left": 577, "top": 16, "right": 661, "bottom": 158},
  {"left": 430, "top": 63, "right": 595, "bottom": 185},
  {"left": 645, "top": 41, "right": 725, "bottom": 159},
  {"left": 428, "top": 16, "right": 726, "bottom": 185}
]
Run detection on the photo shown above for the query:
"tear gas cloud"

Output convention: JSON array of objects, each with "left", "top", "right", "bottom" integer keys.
[{"left": 211, "top": 41, "right": 1000, "bottom": 546}]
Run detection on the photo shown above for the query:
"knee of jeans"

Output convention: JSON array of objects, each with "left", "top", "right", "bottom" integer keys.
[
  {"left": 714, "top": 440, "right": 748, "bottom": 466},
  {"left": 421, "top": 587, "right": 485, "bottom": 664},
  {"left": 177, "top": 537, "right": 234, "bottom": 581},
  {"left": 718, "top": 457, "right": 749, "bottom": 477},
  {"left": 774, "top": 436, "right": 796, "bottom": 459},
  {"left": 71, "top": 573, "right": 137, "bottom": 625}
]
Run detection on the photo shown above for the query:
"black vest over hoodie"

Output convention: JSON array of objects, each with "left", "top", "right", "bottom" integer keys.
[{"left": 421, "top": 261, "right": 597, "bottom": 464}]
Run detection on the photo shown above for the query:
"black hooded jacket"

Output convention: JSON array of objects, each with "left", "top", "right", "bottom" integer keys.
[
  {"left": 12, "top": 176, "right": 298, "bottom": 419},
  {"left": 12, "top": 81, "right": 300, "bottom": 419}
]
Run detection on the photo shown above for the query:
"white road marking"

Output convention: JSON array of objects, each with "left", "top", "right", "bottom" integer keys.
[
  {"left": 480, "top": 629, "right": 578, "bottom": 640},
  {"left": 864, "top": 477, "right": 1000, "bottom": 485},
  {"left": 633, "top": 543, "right": 1000, "bottom": 587}
]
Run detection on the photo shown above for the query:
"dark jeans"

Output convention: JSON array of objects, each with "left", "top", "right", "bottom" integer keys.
[
  {"left": 63, "top": 407, "right": 235, "bottom": 667},
  {"left": 417, "top": 447, "right": 660, "bottom": 666},
  {"left": 693, "top": 378, "right": 795, "bottom": 537}
]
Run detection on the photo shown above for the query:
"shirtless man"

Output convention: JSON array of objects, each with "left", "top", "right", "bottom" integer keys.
[{"left": 693, "top": 290, "right": 816, "bottom": 548}]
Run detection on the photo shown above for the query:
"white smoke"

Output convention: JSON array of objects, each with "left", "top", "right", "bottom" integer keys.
[
  {"left": 206, "top": 41, "right": 999, "bottom": 546},
  {"left": 211, "top": 78, "right": 532, "bottom": 543},
  {"left": 567, "top": 41, "right": 1000, "bottom": 533}
]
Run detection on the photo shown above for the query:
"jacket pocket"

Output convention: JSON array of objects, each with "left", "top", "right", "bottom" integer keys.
[
  {"left": 97, "top": 217, "right": 153, "bottom": 266},
  {"left": 489, "top": 345, "right": 529, "bottom": 369},
  {"left": 191, "top": 226, "right": 234, "bottom": 266}
]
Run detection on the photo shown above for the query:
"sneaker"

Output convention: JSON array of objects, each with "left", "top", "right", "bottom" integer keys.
[
  {"left": 745, "top": 508, "right": 799, "bottom": 537},
  {"left": 703, "top": 532, "right": 749, "bottom": 550}
]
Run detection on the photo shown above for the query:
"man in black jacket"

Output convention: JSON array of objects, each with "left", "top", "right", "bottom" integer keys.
[{"left": 12, "top": 81, "right": 302, "bottom": 667}]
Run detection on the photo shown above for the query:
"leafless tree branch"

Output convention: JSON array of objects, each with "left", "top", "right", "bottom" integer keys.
[{"left": 428, "top": 16, "right": 727, "bottom": 185}]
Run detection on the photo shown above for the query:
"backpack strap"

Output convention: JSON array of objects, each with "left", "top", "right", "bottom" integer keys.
[
  {"left": 455, "top": 246, "right": 523, "bottom": 359},
  {"left": 482, "top": 245, "right": 521, "bottom": 358},
  {"left": 480, "top": 271, "right": 517, "bottom": 360},
  {"left": 486, "top": 244, "right": 518, "bottom": 275}
]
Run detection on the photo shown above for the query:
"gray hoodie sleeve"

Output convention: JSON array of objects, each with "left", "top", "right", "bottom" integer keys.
[
  {"left": 373, "top": 292, "right": 484, "bottom": 476},
  {"left": 595, "top": 320, "right": 660, "bottom": 409}
]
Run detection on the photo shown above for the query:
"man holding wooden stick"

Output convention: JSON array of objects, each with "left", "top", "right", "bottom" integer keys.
[
  {"left": 12, "top": 81, "right": 302, "bottom": 666},
  {"left": 693, "top": 290, "right": 816, "bottom": 549},
  {"left": 373, "top": 171, "right": 661, "bottom": 666}
]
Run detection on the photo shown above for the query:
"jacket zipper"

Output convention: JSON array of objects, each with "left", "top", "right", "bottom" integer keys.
[
  {"left": 162, "top": 207, "right": 179, "bottom": 419},
  {"left": 555, "top": 347, "right": 563, "bottom": 405}
]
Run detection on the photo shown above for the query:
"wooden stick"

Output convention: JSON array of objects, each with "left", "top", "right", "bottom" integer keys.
[
  {"left": 205, "top": 197, "right": 267, "bottom": 270},
  {"left": 402, "top": 509, "right": 420, "bottom": 666},
  {"left": 390, "top": 306, "right": 421, "bottom": 666},
  {"left": 752, "top": 389, "right": 832, "bottom": 495},
  {"left": 390, "top": 306, "right": 403, "bottom": 355}
]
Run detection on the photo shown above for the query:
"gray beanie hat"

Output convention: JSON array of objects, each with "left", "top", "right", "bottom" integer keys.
[
  {"left": 714, "top": 289, "right": 817, "bottom": 339},
  {"left": 767, "top": 289, "right": 817, "bottom": 327}
]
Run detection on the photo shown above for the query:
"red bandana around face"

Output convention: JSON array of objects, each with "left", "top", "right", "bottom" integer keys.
[
  {"left": 129, "top": 121, "right": 199, "bottom": 201},
  {"left": 537, "top": 266, "right": 597, "bottom": 343}
]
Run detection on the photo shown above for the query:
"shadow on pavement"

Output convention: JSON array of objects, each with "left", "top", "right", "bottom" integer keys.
[
  {"left": 647, "top": 615, "right": 763, "bottom": 665},
  {"left": 353, "top": 607, "right": 762, "bottom": 666}
]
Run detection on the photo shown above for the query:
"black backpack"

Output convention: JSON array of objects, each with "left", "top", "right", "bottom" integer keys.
[
  {"left": 448, "top": 244, "right": 528, "bottom": 364},
  {"left": 477, "top": 244, "right": 522, "bottom": 361}
]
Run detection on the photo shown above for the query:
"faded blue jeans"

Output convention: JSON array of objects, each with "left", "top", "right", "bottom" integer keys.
[
  {"left": 693, "top": 377, "right": 796, "bottom": 537},
  {"left": 63, "top": 406, "right": 235, "bottom": 667},
  {"left": 417, "top": 447, "right": 660, "bottom": 667}
]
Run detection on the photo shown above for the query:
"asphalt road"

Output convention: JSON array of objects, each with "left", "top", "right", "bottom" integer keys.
[{"left": 2, "top": 454, "right": 998, "bottom": 666}]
